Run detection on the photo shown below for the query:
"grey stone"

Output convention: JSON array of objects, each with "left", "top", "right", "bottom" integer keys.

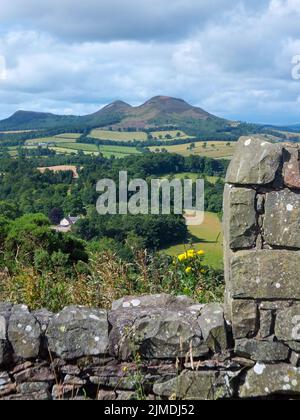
[
  {"left": 153, "top": 370, "right": 235, "bottom": 400},
  {"left": 14, "top": 366, "right": 55, "bottom": 384},
  {"left": 63, "top": 375, "right": 86, "bottom": 386},
  {"left": 283, "top": 146, "right": 300, "bottom": 189},
  {"left": 286, "top": 342, "right": 300, "bottom": 352},
  {"left": 97, "top": 390, "right": 117, "bottom": 400},
  {"left": 109, "top": 307, "right": 207, "bottom": 360},
  {"left": 0, "top": 303, "right": 12, "bottom": 366},
  {"left": 260, "top": 301, "right": 293, "bottom": 311},
  {"left": 230, "top": 250, "right": 300, "bottom": 299},
  {"left": 235, "top": 339, "right": 289, "bottom": 362},
  {"left": 259, "top": 310, "right": 274, "bottom": 339},
  {"left": 232, "top": 300, "right": 257, "bottom": 339},
  {"left": 52, "top": 384, "right": 84, "bottom": 400},
  {"left": 8, "top": 305, "right": 41, "bottom": 359},
  {"left": 225, "top": 137, "right": 282, "bottom": 185},
  {"left": 223, "top": 185, "right": 257, "bottom": 249},
  {"left": 290, "top": 352, "right": 300, "bottom": 367},
  {"left": 198, "top": 303, "right": 228, "bottom": 353},
  {"left": 256, "top": 194, "right": 265, "bottom": 214},
  {"left": 1, "top": 391, "right": 51, "bottom": 400},
  {"left": 240, "top": 363, "right": 300, "bottom": 398},
  {"left": 47, "top": 306, "right": 109, "bottom": 360},
  {"left": 275, "top": 304, "right": 300, "bottom": 342},
  {"left": 17, "top": 382, "right": 50, "bottom": 394},
  {"left": 264, "top": 189, "right": 300, "bottom": 248},
  {"left": 32, "top": 308, "right": 53, "bottom": 333},
  {"left": 111, "top": 293, "right": 196, "bottom": 311}
]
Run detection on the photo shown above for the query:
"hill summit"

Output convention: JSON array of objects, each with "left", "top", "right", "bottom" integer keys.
[{"left": 0, "top": 96, "right": 227, "bottom": 133}]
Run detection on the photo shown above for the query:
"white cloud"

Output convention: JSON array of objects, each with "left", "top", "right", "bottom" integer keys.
[{"left": 0, "top": 0, "right": 299, "bottom": 124}]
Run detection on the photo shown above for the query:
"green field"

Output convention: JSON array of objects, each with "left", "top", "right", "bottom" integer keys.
[
  {"left": 26, "top": 133, "right": 80, "bottom": 145},
  {"left": 90, "top": 129, "right": 147, "bottom": 142},
  {"left": 150, "top": 141, "right": 236, "bottom": 159},
  {"left": 163, "top": 212, "right": 223, "bottom": 269},
  {"left": 89, "top": 129, "right": 193, "bottom": 142},
  {"left": 49, "top": 143, "right": 141, "bottom": 158}
]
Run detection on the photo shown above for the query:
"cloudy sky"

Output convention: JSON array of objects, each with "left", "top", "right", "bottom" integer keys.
[{"left": 0, "top": 0, "right": 300, "bottom": 124}]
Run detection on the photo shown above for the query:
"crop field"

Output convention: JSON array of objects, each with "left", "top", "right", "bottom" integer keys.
[
  {"left": 49, "top": 143, "right": 141, "bottom": 158},
  {"left": 90, "top": 129, "right": 147, "bottom": 142},
  {"left": 89, "top": 129, "right": 193, "bottom": 142},
  {"left": 25, "top": 133, "right": 80, "bottom": 145},
  {"left": 163, "top": 211, "right": 223, "bottom": 269},
  {"left": 150, "top": 141, "right": 236, "bottom": 159}
]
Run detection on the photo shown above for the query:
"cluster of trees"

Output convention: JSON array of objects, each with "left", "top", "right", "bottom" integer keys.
[
  {"left": 0, "top": 213, "right": 87, "bottom": 272},
  {"left": 0, "top": 152, "right": 227, "bottom": 273}
]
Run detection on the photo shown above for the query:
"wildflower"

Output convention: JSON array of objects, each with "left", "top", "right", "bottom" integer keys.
[
  {"left": 122, "top": 366, "right": 128, "bottom": 373},
  {"left": 187, "top": 250, "right": 196, "bottom": 258},
  {"left": 201, "top": 269, "right": 207, "bottom": 274},
  {"left": 185, "top": 267, "right": 192, "bottom": 274},
  {"left": 197, "top": 250, "right": 205, "bottom": 256},
  {"left": 178, "top": 253, "right": 187, "bottom": 262}
]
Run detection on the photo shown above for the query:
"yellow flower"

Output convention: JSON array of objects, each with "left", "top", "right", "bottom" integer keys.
[
  {"left": 122, "top": 366, "right": 128, "bottom": 373},
  {"left": 178, "top": 253, "right": 187, "bottom": 262},
  {"left": 185, "top": 267, "right": 192, "bottom": 274},
  {"left": 201, "top": 269, "right": 207, "bottom": 274},
  {"left": 187, "top": 250, "right": 196, "bottom": 258},
  {"left": 197, "top": 250, "right": 205, "bottom": 256}
]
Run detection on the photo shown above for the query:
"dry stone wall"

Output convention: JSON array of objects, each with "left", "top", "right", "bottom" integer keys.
[
  {"left": 224, "top": 137, "right": 300, "bottom": 397},
  {"left": 2, "top": 137, "right": 300, "bottom": 399}
]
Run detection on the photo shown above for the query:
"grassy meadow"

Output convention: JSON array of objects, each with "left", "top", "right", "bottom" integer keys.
[
  {"left": 150, "top": 141, "right": 236, "bottom": 159},
  {"left": 163, "top": 212, "right": 223, "bottom": 269}
]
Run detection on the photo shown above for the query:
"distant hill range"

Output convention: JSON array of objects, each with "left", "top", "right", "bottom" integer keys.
[{"left": 0, "top": 95, "right": 291, "bottom": 140}]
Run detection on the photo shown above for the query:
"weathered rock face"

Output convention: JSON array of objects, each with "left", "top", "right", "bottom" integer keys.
[
  {"left": 47, "top": 306, "right": 109, "bottom": 360},
  {"left": 109, "top": 300, "right": 213, "bottom": 360},
  {"left": 198, "top": 303, "right": 228, "bottom": 353},
  {"left": 153, "top": 370, "right": 218, "bottom": 400},
  {"left": 275, "top": 304, "right": 300, "bottom": 342},
  {"left": 264, "top": 189, "right": 300, "bottom": 248},
  {"left": 0, "top": 303, "right": 12, "bottom": 367},
  {"left": 230, "top": 250, "right": 300, "bottom": 299},
  {"left": 235, "top": 339, "right": 289, "bottom": 362},
  {"left": 231, "top": 300, "right": 257, "bottom": 339},
  {"left": 112, "top": 293, "right": 196, "bottom": 311},
  {"left": 283, "top": 146, "right": 300, "bottom": 189},
  {"left": 223, "top": 186, "right": 257, "bottom": 249},
  {"left": 225, "top": 137, "right": 282, "bottom": 185},
  {"left": 240, "top": 364, "right": 300, "bottom": 398},
  {"left": 8, "top": 305, "right": 41, "bottom": 360}
]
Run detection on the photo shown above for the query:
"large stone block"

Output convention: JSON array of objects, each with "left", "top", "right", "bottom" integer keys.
[
  {"left": 235, "top": 339, "right": 289, "bottom": 362},
  {"left": 109, "top": 307, "right": 207, "bottom": 360},
  {"left": 230, "top": 250, "right": 300, "bottom": 299},
  {"left": 264, "top": 189, "right": 300, "bottom": 248},
  {"left": 153, "top": 370, "right": 217, "bottom": 400},
  {"left": 153, "top": 370, "right": 239, "bottom": 400},
  {"left": 239, "top": 363, "right": 300, "bottom": 398},
  {"left": 8, "top": 305, "right": 41, "bottom": 360},
  {"left": 226, "top": 137, "right": 282, "bottom": 185},
  {"left": 223, "top": 185, "right": 257, "bottom": 250},
  {"left": 47, "top": 306, "right": 109, "bottom": 360}
]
